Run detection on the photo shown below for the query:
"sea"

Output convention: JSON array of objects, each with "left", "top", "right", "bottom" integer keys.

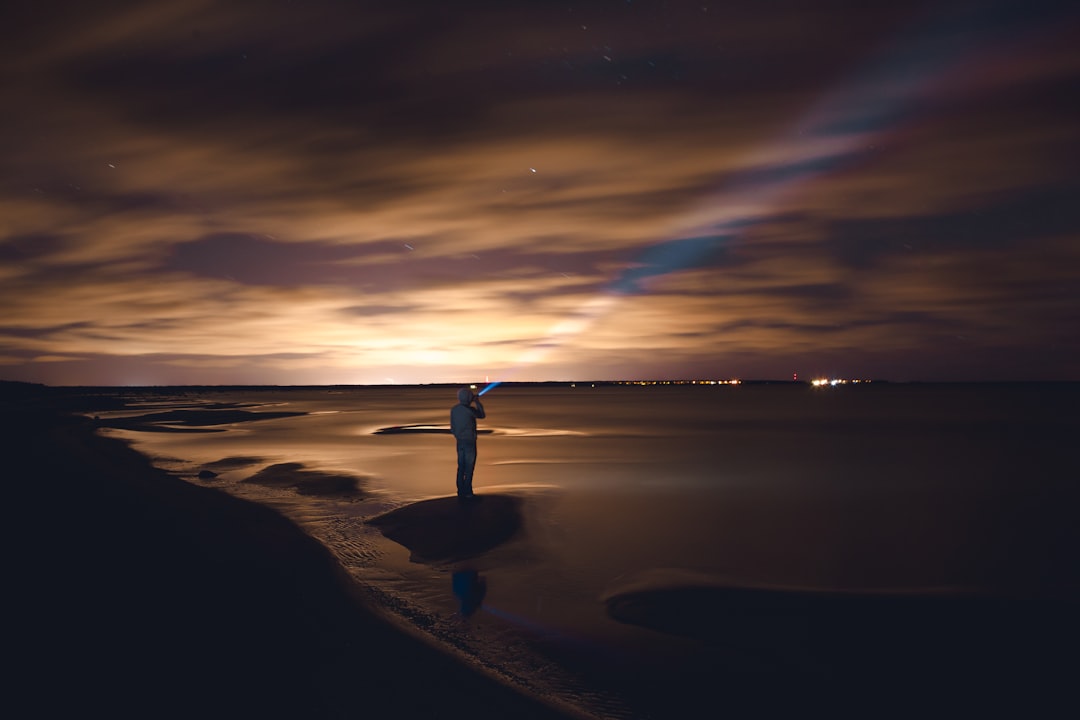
[{"left": 92, "top": 382, "right": 1079, "bottom": 718}]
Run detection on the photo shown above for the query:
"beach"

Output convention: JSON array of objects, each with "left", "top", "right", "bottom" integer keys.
[
  {"left": 4, "top": 382, "right": 574, "bottom": 719},
  {"left": 7, "top": 380, "right": 1080, "bottom": 718}
]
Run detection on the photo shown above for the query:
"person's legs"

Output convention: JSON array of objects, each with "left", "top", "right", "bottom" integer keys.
[{"left": 456, "top": 442, "right": 477, "bottom": 496}]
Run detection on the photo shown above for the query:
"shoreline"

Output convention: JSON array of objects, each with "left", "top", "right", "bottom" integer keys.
[{"left": 4, "top": 384, "right": 575, "bottom": 719}]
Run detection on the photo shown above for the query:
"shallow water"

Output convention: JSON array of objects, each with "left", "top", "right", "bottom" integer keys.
[{"left": 97, "top": 383, "right": 1080, "bottom": 718}]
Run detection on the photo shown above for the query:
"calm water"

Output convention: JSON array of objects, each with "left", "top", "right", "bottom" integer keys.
[{"left": 97, "top": 383, "right": 1079, "bottom": 718}]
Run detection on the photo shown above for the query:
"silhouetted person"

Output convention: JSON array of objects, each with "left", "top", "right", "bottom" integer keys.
[{"left": 450, "top": 387, "right": 485, "bottom": 498}]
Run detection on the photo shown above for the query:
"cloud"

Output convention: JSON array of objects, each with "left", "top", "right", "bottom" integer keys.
[{"left": 1, "top": 1, "right": 1078, "bottom": 383}]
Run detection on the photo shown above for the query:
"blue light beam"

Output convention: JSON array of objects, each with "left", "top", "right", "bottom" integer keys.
[{"left": 475, "top": 2, "right": 1074, "bottom": 396}]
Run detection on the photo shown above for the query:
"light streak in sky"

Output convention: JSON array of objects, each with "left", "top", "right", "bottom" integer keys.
[{"left": 478, "top": 3, "right": 1070, "bottom": 395}]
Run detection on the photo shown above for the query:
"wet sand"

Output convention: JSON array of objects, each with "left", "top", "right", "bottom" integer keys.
[
  {"left": 3, "top": 383, "right": 573, "bottom": 720},
  {"left": 368, "top": 495, "right": 524, "bottom": 563}
]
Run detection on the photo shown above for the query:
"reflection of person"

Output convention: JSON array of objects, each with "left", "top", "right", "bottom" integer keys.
[
  {"left": 450, "top": 387, "right": 486, "bottom": 498},
  {"left": 452, "top": 569, "right": 487, "bottom": 617}
]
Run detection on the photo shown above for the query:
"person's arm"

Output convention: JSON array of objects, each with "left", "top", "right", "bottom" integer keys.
[{"left": 473, "top": 396, "right": 485, "bottom": 419}]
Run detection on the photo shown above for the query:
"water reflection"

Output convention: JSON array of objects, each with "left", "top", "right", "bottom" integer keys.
[{"left": 452, "top": 569, "right": 487, "bottom": 617}]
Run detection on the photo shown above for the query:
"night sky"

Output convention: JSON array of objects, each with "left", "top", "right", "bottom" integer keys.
[{"left": 2, "top": 0, "right": 1078, "bottom": 385}]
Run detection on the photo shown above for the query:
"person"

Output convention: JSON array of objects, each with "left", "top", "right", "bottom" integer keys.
[{"left": 450, "top": 386, "right": 486, "bottom": 498}]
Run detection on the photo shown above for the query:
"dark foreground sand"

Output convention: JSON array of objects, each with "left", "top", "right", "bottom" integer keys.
[{"left": 4, "top": 384, "right": 573, "bottom": 720}]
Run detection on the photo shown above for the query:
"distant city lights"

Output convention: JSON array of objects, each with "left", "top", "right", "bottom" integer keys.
[
  {"left": 616, "top": 379, "right": 742, "bottom": 386},
  {"left": 810, "top": 378, "right": 872, "bottom": 386},
  {"left": 562, "top": 378, "right": 877, "bottom": 387},
  {"left": 617, "top": 377, "right": 874, "bottom": 387}
]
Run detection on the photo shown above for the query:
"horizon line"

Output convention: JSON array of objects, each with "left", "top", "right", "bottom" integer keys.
[{"left": 5, "top": 378, "right": 1079, "bottom": 390}]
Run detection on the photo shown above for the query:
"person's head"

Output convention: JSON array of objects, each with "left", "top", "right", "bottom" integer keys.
[{"left": 457, "top": 386, "right": 474, "bottom": 404}]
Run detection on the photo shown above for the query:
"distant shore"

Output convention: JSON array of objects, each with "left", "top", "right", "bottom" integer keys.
[
  {"left": 14, "top": 379, "right": 1080, "bottom": 398},
  {"left": 3, "top": 382, "right": 574, "bottom": 719}
]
